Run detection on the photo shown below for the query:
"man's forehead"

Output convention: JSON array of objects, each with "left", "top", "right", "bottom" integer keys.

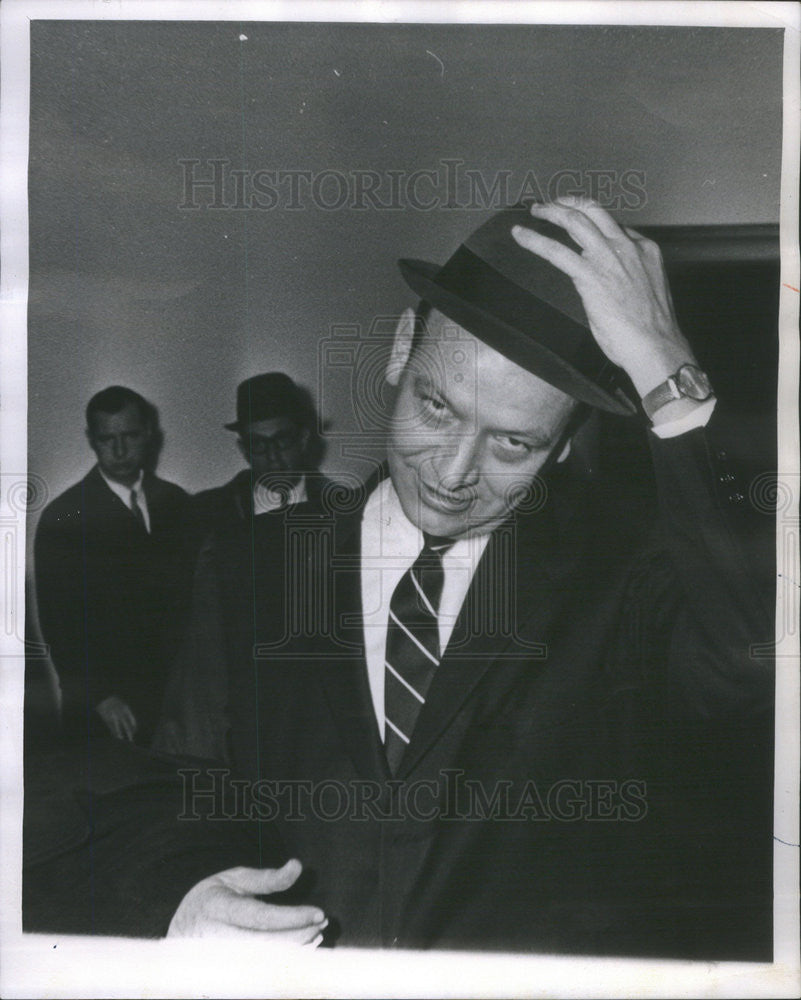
[
  {"left": 420, "top": 307, "right": 474, "bottom": 344},
  {"left": 420, "top": 309, "right": 532, "bottom": 374},
  {"left": 416, "top": 309, "right": 575, "bottom": 414},
  {"left": 244, "top": 416, "right": 298, "bottom": 436},
  {"left": 92, "top": 403, "right": 145, "bottom": 429}
]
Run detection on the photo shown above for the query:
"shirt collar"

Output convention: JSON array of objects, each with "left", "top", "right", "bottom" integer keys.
[
  {"left": 362, "top": 475, "right": 489, "bottom": 567},
  {"left": 253, "top": 474, "right": 307, "bottom": 514},
  {"left": 98, "top": 466, "right": 144, "bottom": 506}
]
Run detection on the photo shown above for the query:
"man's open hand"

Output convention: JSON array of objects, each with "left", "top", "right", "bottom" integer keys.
[
  {"left": 96, "top": 695, "right": 138, "bottom": 740},
  {"left": 511, "top": 197, "right": 697, "bottom": 400},
  {"left": 167, "top": 859, "right": 328, "bottom": 943}
]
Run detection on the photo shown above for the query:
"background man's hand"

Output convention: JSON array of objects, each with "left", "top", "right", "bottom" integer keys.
[
  {"left": 96, "top": 695, "right": 138, "bottom": 740},
  {"left": 511, "top": 197, "right": 698, "bottom": 401},
  {"left": 167, "top": 859, "right": 328, "bottom": 943}
]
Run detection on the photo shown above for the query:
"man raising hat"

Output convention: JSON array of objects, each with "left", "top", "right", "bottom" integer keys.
[{"left": 95, "top": 199, "right": 776, "bottom": 954}]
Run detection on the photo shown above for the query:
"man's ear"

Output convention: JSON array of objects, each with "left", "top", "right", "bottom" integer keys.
[
  {"left": 385, "top": 307, "right": 416, "bottom": 387},
  {"left": 556, "top": 439, "right": 572, "bottom": 463}
]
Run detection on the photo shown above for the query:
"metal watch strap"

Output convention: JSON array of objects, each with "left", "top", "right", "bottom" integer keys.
[{"left": 641, "top": 376, "right": 681, "bottom": 420}]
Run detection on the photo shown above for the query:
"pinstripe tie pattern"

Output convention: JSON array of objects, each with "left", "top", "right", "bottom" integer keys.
[{"left": 384, "top": 534, "right": 452, "bottom": 773}]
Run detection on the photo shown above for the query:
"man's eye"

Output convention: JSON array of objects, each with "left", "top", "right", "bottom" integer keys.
[
  {"left": 496, "top": 435, "right": 532, "bottom": 454},
  {"left": 420, "top": 395, "right": 448, "bottom": 417}
]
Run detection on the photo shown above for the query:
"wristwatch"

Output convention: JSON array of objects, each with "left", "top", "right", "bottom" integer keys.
[{"left": 641, "top": 363, "right": 714, "bottom": 420}]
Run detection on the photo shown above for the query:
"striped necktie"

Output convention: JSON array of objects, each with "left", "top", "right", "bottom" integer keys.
[{"left": 384, "top": 534, "right": 453, "bottom": 774}]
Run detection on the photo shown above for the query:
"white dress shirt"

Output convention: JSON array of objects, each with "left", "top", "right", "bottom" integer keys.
[
  {"left": 99, "top": 468, "right": 151, "bottom": 532},
  {"left": 650, "top": 397, "right": 717, "bottom": 438},
  {"left": 253, "top": 475, "right": 308, "bottom": 514},
  {"left": 360, "top": 477, "right": 490, "bottom": 738}
]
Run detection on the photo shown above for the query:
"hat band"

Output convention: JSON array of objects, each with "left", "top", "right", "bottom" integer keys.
[{"left": 433, "top": 246, "right": 611, "bottom": 385}]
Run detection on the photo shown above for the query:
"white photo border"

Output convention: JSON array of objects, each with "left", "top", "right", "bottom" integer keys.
[{"left": 1, "top": 2, "right": 798, "bottom": 997}]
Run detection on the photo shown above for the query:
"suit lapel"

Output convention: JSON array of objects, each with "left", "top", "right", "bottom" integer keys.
[
  {"left": 87, "top": 466, "right": 142, "bottom": 532},
  {"left": 313, "top": 503, "right": 391, "bottom": 782},
  {"left": 311, "top": 465, "right": 591, "bottom": 782},
  {"left": 397, "top": 470, "right": 591, "bottom": 778}
]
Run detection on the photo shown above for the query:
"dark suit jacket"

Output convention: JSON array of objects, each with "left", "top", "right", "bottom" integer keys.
[
  {"left": 25, "top": 414, "right": 773, "bottom": 956},
  {"left": 34, "top": 466, "right": 195, "bottom": 742},
  {"left": 192, "top": 469, "right": 334, "bottom": 539},
  {"left": 154, "top": 475, "right": 338, "bottom": 759},
  {"left": 144, "top": 409, "right": 773, "bottom": 956}
]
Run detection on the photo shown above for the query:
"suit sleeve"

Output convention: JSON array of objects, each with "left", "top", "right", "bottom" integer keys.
[
  {"left": 34, "top": 508, "right": 81, "bottom": 673},
  {"left": 611, "top": 405, "right": 774, "bottom": 722},
  {"left": 34, "top": 505, "right": 114, "bottom": 709}
]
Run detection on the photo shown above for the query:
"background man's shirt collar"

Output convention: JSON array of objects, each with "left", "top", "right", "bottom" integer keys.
[
  {"left": 253, "top": 474, "right": 307, "bottom": 514},
  {"left": 98, "top": 466, "right": 150, "bottom": 531}
]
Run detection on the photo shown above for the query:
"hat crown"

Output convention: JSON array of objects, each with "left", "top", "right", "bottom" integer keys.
[
  {"left": 397, "top": 202, "right": 635, "bottom": 415},
  {"left": 227, "top": 372, "right": 307, "bottom": 430},
  {"left": 460, "top": 205, "right": 588, "bottom": 327}
]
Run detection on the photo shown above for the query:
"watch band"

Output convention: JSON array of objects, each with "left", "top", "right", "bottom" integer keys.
[
  {"left": 641, "top": 364, "right": 713, "bottom": 421},
  {"left": 641, "top": 376, "right": 682, "bottom": 419}
]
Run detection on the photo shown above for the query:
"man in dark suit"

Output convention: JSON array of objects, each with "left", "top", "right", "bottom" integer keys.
[
  {"left": 153, "top": 372, "right": 335, "bottom": 759},
  {"left": 71, "top": 201, "right": 771, "bottom": 955},
  {"left": 34, "top": 386, "right": 195, "bottom": 745},
  {"left": 192, "top": 372, "right": 329, "bottom": 537}
]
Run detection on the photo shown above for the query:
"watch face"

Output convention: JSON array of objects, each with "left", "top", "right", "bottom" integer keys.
[{"left": 677, "top": 365, "right": 712, "bottom": 401}]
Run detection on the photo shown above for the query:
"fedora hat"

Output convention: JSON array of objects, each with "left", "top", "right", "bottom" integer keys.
[
  {"left": 398, "top": 204, "right": 637, "bottom": 415},
  {"left": 225, "top": 372, "right": 308, "bottom": 431}
]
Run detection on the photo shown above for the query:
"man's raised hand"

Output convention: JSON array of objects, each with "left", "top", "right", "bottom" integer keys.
[
  {"left": 167, "top": 859, "right": 327, "bottom": 943},
  {"left": 511, "top": 197, "right": 697, "bottom": 401}
]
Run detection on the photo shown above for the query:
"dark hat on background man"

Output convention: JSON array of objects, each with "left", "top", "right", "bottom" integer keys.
[
  {"left": 398, "top": 203, "right": 636, "bottom": 415},
  {"left": 225, "top": 372, "right": 308, "bottom": 431}
]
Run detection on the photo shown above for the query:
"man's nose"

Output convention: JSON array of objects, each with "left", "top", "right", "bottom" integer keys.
[
  {"left": 112, "top": 437, "right": 127, "bottom": 459},
  {"left": 432, "top": 434, "right": 481, "bottom": 491}
]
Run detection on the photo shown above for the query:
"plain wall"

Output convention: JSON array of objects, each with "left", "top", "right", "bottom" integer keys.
[{"left": 26, "top": 21, "right": 784, "bottom": 532}]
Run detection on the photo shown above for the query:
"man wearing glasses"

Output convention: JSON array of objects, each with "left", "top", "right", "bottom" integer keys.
[
  {"left": 154, "top": 371, "right": 334, "bottom": 759},
  {"left": 193, "top": 372, "right": 326, "bottom": 536},
  {"left": 161, "top": 200, "right": 773, "bottom": 953}
]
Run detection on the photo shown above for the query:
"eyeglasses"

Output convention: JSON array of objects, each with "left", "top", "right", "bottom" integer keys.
[{"left": 240, "top": 430, "right": 301, "bottom": 456}]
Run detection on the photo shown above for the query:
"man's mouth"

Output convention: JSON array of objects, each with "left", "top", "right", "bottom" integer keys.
[{"left": 419, "top": 478, "right": 474, "bottom": 513}]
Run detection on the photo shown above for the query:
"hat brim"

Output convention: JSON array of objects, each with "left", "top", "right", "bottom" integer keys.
[{"left": 398, "top": 258, "right": 635, "bottom": 416}]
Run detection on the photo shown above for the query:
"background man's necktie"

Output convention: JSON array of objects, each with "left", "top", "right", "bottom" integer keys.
[
  {"left": 384, "top": 534, "right": 452, "bottom": 773},
  {"left": 130, "top": 488, "right": 147, "bottom": 531}
]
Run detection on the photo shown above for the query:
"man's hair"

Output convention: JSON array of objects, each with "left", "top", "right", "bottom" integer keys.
[{"left": 86, "top": 385, "right": 152, "bottom": 432}]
